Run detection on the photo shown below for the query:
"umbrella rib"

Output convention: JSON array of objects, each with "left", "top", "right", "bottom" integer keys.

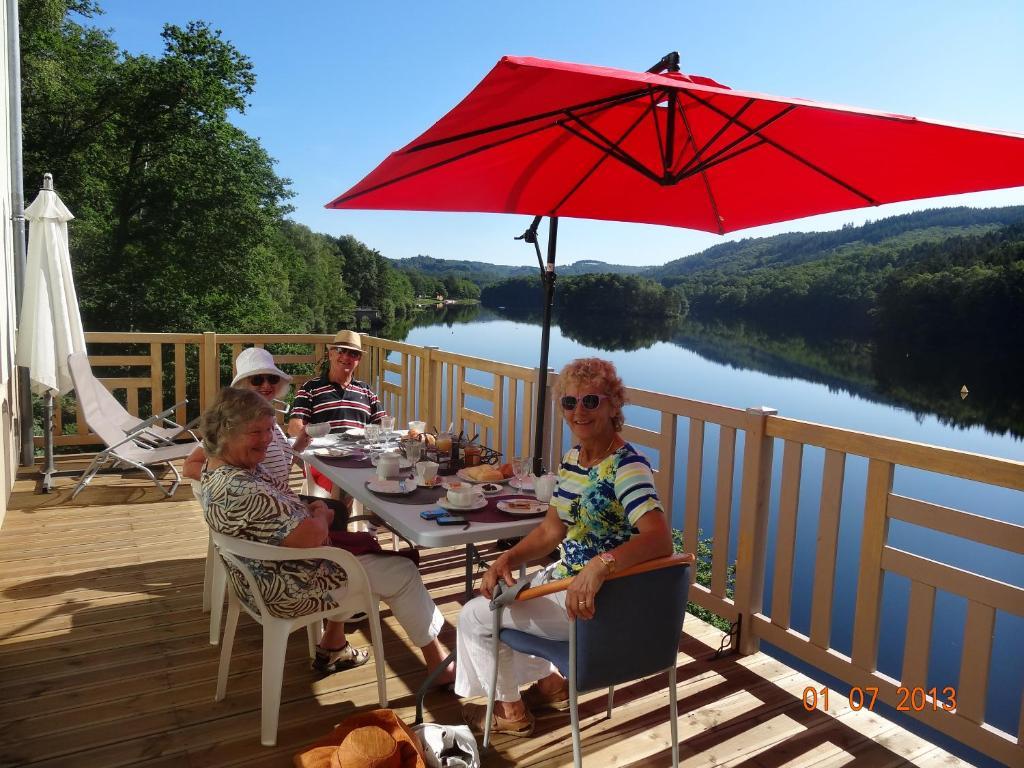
[
  {"left": 405, "top": 88, "right": 652, "bottom": 154},
  {"left": 674, "top": 94, "right": 727, "bottom": 234},
  {"left": 682, "top": 90, "right": 880, "bottom": 205},
  {"left": 646, "top": 89, "right": 669, "bottom": 177},
  {"left": 673, "top": 98, "right": 758, "bottom": 178},
  {"left": 336, "top": 120, "right": 570, "bottom": 204},
  {"left": 560, "top": 97, "right": 665, "bottom": 184}
]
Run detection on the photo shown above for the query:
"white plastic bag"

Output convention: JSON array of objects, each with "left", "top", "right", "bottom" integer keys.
[{"left": 411, "top": 722, "right": 481, "bottom": 768}]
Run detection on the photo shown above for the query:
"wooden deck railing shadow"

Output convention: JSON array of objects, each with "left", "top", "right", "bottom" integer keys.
[{"left": 45, "top": 330, "right": 1024, "bottom": 765}]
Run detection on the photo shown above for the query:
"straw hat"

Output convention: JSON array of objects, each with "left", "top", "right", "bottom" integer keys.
[
  {"left": 292, "top": 709, "right": 426, "bottom": 768},
  {"left": 231, "top": 347, "right": 292, "bottom": 400},
  {"left": 329, "top": 329, "right": 363, "bottom": 352}
]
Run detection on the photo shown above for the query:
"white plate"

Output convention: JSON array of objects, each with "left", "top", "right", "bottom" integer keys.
[
  {"left": 344, "top": 427, "right": 366, "bottom": 438},
  {"left": 509, "top": 476, "right": 535, "bottom": 490},
  {"left": 479, "top": 483, "right": 504, "bottom": 495},
  {"left": 415, "top": 478, "right": 443, "bottom": 489},
  {"left": 497, "top": 499, "right": 548, "bottom": 516},
  {"left": 457, "top": 468, "right": 510, "bottom": 484},
  {"left": 365, "top": 479, "right": 416, "bottom": 495},
  {"left": 437, "top": 496, "right": 487, "bottom": 512},
  {"left": 370, "top": 456, "right": 413, "bottom": 470},
  {"left": 309, "top": 436, "right": 339, "bottom": 448},
  {"left": 312, "top": 447, "right": 365, "bottom": 458}
]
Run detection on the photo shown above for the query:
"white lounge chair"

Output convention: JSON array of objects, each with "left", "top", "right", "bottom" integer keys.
[{"left": 68, "top": 352, "right": 199, "bottom": 499}]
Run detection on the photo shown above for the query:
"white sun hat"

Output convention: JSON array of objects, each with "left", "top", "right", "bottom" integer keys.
[{"left": 231, "top": 347, "right": 292, "bottom": 400}]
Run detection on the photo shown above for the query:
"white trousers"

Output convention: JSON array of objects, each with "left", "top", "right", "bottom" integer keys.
[
  {"left": 454, "top": 564, "right": 570, "bottom": 702},
  {"left": 331, "top": 553, "right": 444, "bottom": 648}
]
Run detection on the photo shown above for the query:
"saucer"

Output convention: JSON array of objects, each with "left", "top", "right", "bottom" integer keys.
[
  {"left": 415, "top": 477, "right": 442, "bottom": 488},
  {"left": 437, "top": 496, "right": 487, "bottom": 512}
]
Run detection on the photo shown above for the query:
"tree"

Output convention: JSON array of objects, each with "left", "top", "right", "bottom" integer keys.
[{"left": 21, "top": 3, "right": 294, "bottom": 332}]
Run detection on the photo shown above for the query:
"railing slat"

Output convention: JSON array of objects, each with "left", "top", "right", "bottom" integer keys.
[
  {"left": 712, "top": 425, "right": 736, "bottom": 598},
  {"left": 656, "top": 410, "right": 677, "bottom": 516},
  {"left": 888, "top": 494, "right": 1024, "bottom": 554},
  {"left": 881, "top": 547, "right": 1023, "bottom": 615},
  {"left": 852, "top": 458, "right": 894, "bottom": 671},
  {"left": 901, "top": 580, "right": 935, "bottom": 689},
  {"left": 958, "top": 600, "right": 996, "bottom": 724},
  {"left": 771, "top": 439, "right": 803, "bottom": 630},
  {"left": 810, "top": 448, "right": 846, "bottom": 649},
  {"left": 150, "top": 342, "right": 163, "bottom": 415},
  {"left": 683, "top": 418, "right": 704, "bottom": 555},
  {"left": 767, "top": 416, "right": 1024, "bottom": 491},
  {"left": 174, "top": 343, "right": 186, "bottom": 425}
]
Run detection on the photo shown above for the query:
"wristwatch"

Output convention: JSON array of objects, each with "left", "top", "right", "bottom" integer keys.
[{"left": 597, "top": 552, "right": 617, "bottom": 573}]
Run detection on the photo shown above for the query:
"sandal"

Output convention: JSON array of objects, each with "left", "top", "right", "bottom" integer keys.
[
  {"left": 312, "top": 642, "right": 370, "bottom": 675},
  {"left": 462, "top": 702, "right": 535, "bottom": 737},
  {"left": 522, "top": 681, "right": 570, "bottom": 712}
]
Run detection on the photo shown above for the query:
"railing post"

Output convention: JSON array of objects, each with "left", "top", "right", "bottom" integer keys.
[
  {"left": 733, "top": 405, "right": 778, "bottom": 655},
  {"left": 201, "top": 332, "right": 219, "bottom": 413}
]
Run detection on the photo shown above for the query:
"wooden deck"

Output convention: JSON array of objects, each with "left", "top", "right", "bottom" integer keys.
[{"left": 0, "top": 461, "right": 975, "bottom": 768}]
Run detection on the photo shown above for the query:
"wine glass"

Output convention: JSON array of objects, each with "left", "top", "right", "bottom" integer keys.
[
  {"left": 512, "top": 456, "right": 531, "bottom": 489},
  {"left": 381, "top": 415, "right": 396, "bottom": 441}
]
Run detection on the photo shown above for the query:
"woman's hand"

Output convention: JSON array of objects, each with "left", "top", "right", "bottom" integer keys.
[
  {"left": 307, "top": 499, "right": 334, "bottom": 526},
  {"left": 480, "top": 553, "right": 516, "bottom": 600},
  {"left": 565, "top": 559, "right": 609, "bottom": 621}
]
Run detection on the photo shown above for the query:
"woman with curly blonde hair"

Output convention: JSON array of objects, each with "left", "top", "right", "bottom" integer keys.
[{"left": 456, "top": 358, "right": 672, "bottom": 736}]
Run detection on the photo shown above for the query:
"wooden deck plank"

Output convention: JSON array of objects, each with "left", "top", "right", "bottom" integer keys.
[{"left": 0, "top": 464, "right": 976, "bottom": 768}]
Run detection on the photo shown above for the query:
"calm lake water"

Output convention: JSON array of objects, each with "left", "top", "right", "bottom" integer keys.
[{"left": 396, "top": 305, "right": 1022, "bottom": 761}]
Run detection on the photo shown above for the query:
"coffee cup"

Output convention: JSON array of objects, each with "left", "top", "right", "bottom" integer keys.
[
  {"left": 534, "top": 473, "right": 557, "bottom": 503},
  {"left": 446, "top": 487, "right": 476, "bottom": 508},
  {"left": 376, "top": 452, "right": 400, "bottom": 480},
  {"left": 305, "top": 422, "right": 330, "bottom": 439},
  {"left": 415, "top": 460, "right": 439, "bottom": 484}
]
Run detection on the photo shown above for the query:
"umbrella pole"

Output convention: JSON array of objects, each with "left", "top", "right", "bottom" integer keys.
[
  {"left": 41, "top": 392, "right": 56, "bottom": 491},
  {"left": 532, "top": 217, "right": 558, "bottom": 475}
]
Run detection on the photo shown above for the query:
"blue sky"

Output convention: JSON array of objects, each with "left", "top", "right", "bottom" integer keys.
[{"left": 94, "top": 0, "right": 1024, "bottom": 266}]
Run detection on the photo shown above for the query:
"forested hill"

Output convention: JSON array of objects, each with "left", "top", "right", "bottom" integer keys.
[
  {"left": 391, "top": 254, "right": 644, "bottom": 285},
  {"left": 649, "top": 205, "right": 1024, "bottom": 278}
]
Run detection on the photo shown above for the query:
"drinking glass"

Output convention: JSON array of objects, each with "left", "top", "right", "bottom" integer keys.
[
  {"left": 404, "top": 440, "right": 423, "bottom": 464},
  {"left": 365, "top": 423, "right": 381, "bottom": 444},
  {"left": 512, "top": 456, "right": 531, "bottom": 488},
  {"left": 381, "top": 415, "right": 396, "bottom": 439}
]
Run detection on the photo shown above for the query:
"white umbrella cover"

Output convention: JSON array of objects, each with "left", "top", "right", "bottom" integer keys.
[{"left": 15, "top": 184, "right": 86, "bottom": 395}]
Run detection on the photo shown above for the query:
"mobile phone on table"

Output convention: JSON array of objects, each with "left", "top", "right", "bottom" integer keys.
[
  {"left": 420, "top": 509, "right": 446, "bottom": 520},
  {"left": 436, "top": 513, "right": 468, "bottom": 526}
]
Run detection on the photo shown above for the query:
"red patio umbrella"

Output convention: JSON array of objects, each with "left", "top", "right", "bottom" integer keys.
[{"left": 328, "top": 53, "right": 1024, "bottom": 470}]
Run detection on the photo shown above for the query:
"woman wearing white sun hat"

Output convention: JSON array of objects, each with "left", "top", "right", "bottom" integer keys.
[{"left": 183, "top": 346, "right": 298, "bottom": 485}]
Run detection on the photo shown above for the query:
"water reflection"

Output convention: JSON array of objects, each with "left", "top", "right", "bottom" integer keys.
[{"left": 398, "top": 304, "right": 1023, "bottom": 439}]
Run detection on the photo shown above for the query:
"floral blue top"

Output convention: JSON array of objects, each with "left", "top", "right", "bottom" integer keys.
[{"left": 550, "top": 442, "right": 662, "bottom": 579}]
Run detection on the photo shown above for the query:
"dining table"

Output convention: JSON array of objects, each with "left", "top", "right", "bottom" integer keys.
[{"left": 302, "top": 449, "right": 545, "bottom": 599}]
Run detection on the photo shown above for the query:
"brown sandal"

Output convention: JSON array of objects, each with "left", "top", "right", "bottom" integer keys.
[
  {"left": 462, "top": 702, "right": 535, "bottom": 737},
  {"left": 522, "top": 681, "right": 570, "bottom": 712}
]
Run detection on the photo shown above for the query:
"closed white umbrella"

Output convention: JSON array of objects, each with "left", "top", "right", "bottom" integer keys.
[
  {"left": 15, "top": 174, "right": 87, "bottom": 489},
  {"left": 15, "top": 174, "right": 86, "bottom": 394}
]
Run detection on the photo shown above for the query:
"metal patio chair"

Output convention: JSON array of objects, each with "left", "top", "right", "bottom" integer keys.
[{"left": 485, "top": 553, "right": 694, "bottom": 767}]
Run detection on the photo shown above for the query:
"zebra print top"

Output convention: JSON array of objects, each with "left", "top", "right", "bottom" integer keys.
[{"left": 200, "top": 463, "right": 346, "bottom": 618}]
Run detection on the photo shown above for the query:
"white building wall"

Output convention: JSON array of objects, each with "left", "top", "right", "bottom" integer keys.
[{"left": 0, "top": 1, "right": 18, "bottom": 525}]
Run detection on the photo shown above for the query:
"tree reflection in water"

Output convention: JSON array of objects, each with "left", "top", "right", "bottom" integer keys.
[{"left": 387, "top": 304, "right": 1024, "bottom": 439}]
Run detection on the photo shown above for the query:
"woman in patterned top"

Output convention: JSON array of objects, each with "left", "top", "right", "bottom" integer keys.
[
  {"left": 200, "top": 387, "right": 454, "bottom": 681},
  {"left": 456, "top": 358, "right": 673, "bottom": 736}
]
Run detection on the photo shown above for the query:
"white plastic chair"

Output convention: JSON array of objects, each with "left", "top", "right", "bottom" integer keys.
[
  {"left": 68, "top": 352, "right": 199, "bottom": 498},
  {"left": 211, "top": 531, "right": 388, "bottom": 746},
  {"left": 191, "top": 480, "right": 229, "bottom": 645}
]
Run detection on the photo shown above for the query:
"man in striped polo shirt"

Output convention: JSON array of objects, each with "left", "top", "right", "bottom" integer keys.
[
  {"left": 287, "top": 329, "right": 386, "bottom": 440},
  {"left": 288, "top": 330, "right": 387, "bottom": 497}
]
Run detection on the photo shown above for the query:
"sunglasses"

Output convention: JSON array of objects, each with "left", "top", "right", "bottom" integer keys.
[
  {"left": 249, "top": 374, "right": 280, "bottom": 386},
  {"left": 560, "top": 394, "right": 609, "bottom": 411},
  {"left": 330, "top": 347, "right": 362, "bottom": 359}
]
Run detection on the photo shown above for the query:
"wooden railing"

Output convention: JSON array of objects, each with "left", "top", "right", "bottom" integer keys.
[{"left": 48, "top": 332, "right": 1023, "bottom": 764}]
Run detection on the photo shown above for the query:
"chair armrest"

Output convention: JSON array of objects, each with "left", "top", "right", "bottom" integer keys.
[{"left": 513, "top": 552, "right": 696, "bottom": 602}]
